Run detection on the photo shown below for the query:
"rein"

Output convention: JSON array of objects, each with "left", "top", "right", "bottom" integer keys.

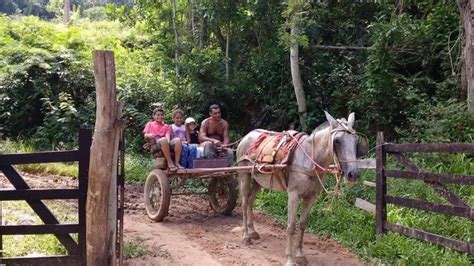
[{"left": 287, "top": 124, "right": 359, "bottom": 194}]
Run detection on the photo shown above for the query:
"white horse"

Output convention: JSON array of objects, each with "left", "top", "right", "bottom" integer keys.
[{"left": 236, "top": 112, "right": 363, "bottom": 265}]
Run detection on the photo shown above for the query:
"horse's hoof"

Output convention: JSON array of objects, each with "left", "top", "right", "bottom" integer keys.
[
  {"left": 285, "top": 261, "right": 296, "bottom": 266},
  {"left": 295, "top": 256, "right": 308, "bottom": 265},
  {"left": 242, "top": 237, "right": 251, "bottom": 245},
  {"left": 249, "top": 231, "right": 260, "bottom": 240}
]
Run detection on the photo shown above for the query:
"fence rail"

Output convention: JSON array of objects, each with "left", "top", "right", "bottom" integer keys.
[{"left": 375, "top": 132, "right": 474, "bottom": 254}]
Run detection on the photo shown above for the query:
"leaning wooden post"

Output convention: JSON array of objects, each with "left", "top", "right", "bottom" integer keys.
[
  {"left": 87, "top": 50, "right": 121, "bottom": 266},
  {"left": 375, "top": 131, "right": 386, "bottom": 237}
]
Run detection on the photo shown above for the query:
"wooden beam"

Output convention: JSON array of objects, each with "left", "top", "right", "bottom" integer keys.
[
  {"left": 375, "top": 132, "right": 387, "bottom": 236},
  {"left": 355, "top": 198, "right": 375, "bottom": 213},
  {"left": 385, "top": 222, "right": 473, "bottom": 254},
  {"left": 0, "top": 151, "right": 79, "bottom": 165},
  {"left": 0, "top": 189, "right": 80, "bottom": 200},
  {"left": 0, "top": 224, "right": 80, "bottom": 235},
  {"left": 386, "top": 196, "right": 473, "bottom": 220},
  {"left": 1, "top": 255, "right": 82, "bottom": 266},
  {"left": 357, "top": 159, "right": 376, "bottom": 169},
  {"left": 312, "top": 44, "right": 370, "bottom": 51},
  {"left": 78, "top": 128, "right": 92, "bottom": 265},
  {"left": 86, "top": 50, "right": 120, "bottom": 266},
  {"left": 385, "top": 170, "right": 474, "bottom": 185},
  {"left": 363, "top": 180, "right": 376, "bottom": 187},
  {"left": 384, "top": 143, "right": 474, "bottom": 153}
]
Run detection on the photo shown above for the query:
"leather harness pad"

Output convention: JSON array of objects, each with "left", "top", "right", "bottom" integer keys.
[{"left": 245, "top": 131, "right": 306, "bottom": 165}]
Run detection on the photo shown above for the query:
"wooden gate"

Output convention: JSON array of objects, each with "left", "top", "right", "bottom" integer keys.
[
  {"left": 375, "top": 132, "right": 474, "bottom": 254},
  {"left": 0, "top": 128, "right": 125, "bottom": 265},
  {"left": 0, "top": 129, "right": 91, "bottom": 265}
]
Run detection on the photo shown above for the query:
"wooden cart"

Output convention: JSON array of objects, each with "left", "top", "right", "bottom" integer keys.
[{"left": 144, "top": 159, "right": 285, "bottom": 222}]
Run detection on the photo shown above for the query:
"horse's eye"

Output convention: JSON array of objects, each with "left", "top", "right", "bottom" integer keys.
[{"left": 335, "top": 139, "right": 340, "bottom": 144}]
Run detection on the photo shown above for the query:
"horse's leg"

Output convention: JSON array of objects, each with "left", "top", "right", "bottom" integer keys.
[
  {"left": 295, "top": 194, "right": 317, "bottom": 265},
  {"left": 247, "top": 181, "right": 261, "bottom": 240},
  {"left": 285, "top": 191, "right": 299, "bottom": 266},
  {"left": 239, "top": 172, "right": 251, "bottom": 244}
]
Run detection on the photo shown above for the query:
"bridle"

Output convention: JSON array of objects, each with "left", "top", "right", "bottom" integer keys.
[{"left": 287, "top": 121, "right": 359, "bottom": 193}]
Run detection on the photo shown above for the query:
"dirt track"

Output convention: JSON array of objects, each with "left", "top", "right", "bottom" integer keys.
[
  {"left": 0, "top": 173, "right": 362, "bottom": 265},
  {"left": 124, "top": 184, "right": 361, "bottom": 266}
]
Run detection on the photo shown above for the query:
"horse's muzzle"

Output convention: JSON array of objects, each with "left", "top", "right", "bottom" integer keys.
[{"left": 346, "top": 169, "right": 360, "bottom": 183}]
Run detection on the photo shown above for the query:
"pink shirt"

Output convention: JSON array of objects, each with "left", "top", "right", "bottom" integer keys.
[{"left": 143, "top": 121, "right": 169, "bottom": 138}]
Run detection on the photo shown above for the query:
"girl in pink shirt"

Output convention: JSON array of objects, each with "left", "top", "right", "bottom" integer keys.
[{"left": 143, "top": 108, "right": 183, "bottom": 171}]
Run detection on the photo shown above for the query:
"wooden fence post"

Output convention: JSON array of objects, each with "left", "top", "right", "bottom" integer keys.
[
  {"left": 86, "top": 50, "right": 121, "bottom": 266},
  {"left": 376, "top": 131, "right": 386, "bottom": 236},
  {"left": 78, "top": 128, "right": 92, "bottom": 265}
]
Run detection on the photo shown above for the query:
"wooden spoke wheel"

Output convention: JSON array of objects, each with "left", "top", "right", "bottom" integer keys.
[
  {"left": 144, "top": 169, "right": 171, "bottom": 222},
  {"left": 207, "top": 176, "right": 238, "bottom": 215}
]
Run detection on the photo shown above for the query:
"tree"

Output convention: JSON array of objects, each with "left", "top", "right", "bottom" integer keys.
[
  {"left": 285, "top": 0, "right": 309, "bottom": 129},
  {"left": 458, "top": 0, "right": 474, "bottom": 115},
  {"left": 64, "top": 0, "right": 70, "bottom": 21}
]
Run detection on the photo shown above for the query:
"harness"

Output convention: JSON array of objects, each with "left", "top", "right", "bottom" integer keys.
[{"left": 238, "top": 120, "right": 359, "bottom": 193}]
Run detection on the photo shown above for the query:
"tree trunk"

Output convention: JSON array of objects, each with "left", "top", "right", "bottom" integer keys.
[
  {"left": 290, "top": 26, "right": 307, "bottom": 128},
  {"left": 63, "top": 0, "right": 70, "bottom": 22},
  {"left": 225, "top": 22, "right": 230, "bottom": 83},
  {"left": 86, "top": 51, "right": 121, "bottom": 266},
  {"left": 459, "top": 0, "right": 474, "bottom": 114},
  {"left": 189, "top": 0, "right": 196, "bottom": 43},
  {"left": 172, "top": 0, "right": 180, "bottom": 78},
  {"left": 199, "top": 4, "right": 208, "bottom": 49}
]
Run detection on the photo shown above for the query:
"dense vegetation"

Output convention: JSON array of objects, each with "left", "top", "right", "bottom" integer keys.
[{"left": 0, "top": 0, "right": 473, "bottom": 264}]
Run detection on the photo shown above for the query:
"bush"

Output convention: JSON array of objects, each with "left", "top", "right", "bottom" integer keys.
[{"left": 397, "top": 100, "right": 474, "bottom": 143}]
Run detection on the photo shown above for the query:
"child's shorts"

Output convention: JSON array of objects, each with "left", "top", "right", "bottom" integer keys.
[{"left": 152, "top": 137, "right": 179, "bottom": 154}]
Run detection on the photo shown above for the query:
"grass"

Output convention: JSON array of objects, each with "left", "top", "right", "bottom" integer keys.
[
  {"left": 123, "top": 237, "right": 149, "bottom": 259},
  {"left": 255, "top": 153, "right": 474, "bottom": 264},
  {"left": 1, "top": 200, "right": 77, "bottom": 257}
]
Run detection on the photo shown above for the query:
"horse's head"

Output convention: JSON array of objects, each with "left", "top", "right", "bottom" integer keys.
[{"left": 325, "top": 111, "right": 362, "bottom": 184}]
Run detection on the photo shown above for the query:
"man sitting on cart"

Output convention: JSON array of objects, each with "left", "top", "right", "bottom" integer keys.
[{"left": 199, "top": 104, "right": 234, "bottom": 165}]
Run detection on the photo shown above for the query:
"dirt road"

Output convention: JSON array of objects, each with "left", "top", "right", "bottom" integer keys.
[
  {"left": 0, "top": 173, "right": 362, "bottom": 265},
  {"left": 124, "top": 184, "right": 361, "bottom": 266}
]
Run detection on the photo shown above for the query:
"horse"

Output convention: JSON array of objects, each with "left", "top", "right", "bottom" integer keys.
[{"left": 236, "top": 111, "right": 364, "bottom": 266}]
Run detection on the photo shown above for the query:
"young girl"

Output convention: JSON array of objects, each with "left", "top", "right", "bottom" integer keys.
[
  {"left": 170, "top": 109, "right": 186, "bottom": 142},
  {"left": 185, "top": 117, "right": 199, "bottom": 144},
  {"left": 143, "top": 108, "right": 183, "bottom": 171}
]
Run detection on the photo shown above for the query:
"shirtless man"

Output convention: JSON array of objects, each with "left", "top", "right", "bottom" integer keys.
[
  {"left": 199, "top": 104, "right": 229, "bottom": 147},
  {"left": 199, "top": 104, "right": 233, "bottom": 164}
]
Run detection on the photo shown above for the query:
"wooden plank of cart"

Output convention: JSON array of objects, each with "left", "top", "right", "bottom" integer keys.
[{"left": 144, "top": 157, "right": 286, "bottom": 222}]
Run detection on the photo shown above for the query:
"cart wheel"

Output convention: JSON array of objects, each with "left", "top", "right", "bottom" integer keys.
[
  {"left": 208, "top": 176, "right": 238, "bottom": 215},
  {"left": 144, "top": 169, "right": 171, "bottom": 222}
]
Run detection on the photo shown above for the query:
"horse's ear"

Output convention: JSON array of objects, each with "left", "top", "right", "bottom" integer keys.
[
  {"left": 324, "top": 111, "right": 338, "bottom": 129},
  {"left": 348, "top": 112, "right": 355, "bottom": 128}
]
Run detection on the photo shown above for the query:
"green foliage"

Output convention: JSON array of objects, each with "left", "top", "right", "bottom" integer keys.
[
  {"left": 124, "top": 153, "right": 154, "bottom": 183},
  {"left": 0, "top": 16, "right": 96, "bottom": 148},
  {"left": 0, "top": 16, "right": 166, "bottom": 151},
  {"left": 350, "top": 3, "right": 462, "bottom": 139},
  {"left": 123, "top": 237, "right": 148, "bottom": 258},
  {"left": 398, "top": 100, "right": 474, "bottom": 143},
  {"left": 82, "top": 6, "right": 107, "bottom": 20}
]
